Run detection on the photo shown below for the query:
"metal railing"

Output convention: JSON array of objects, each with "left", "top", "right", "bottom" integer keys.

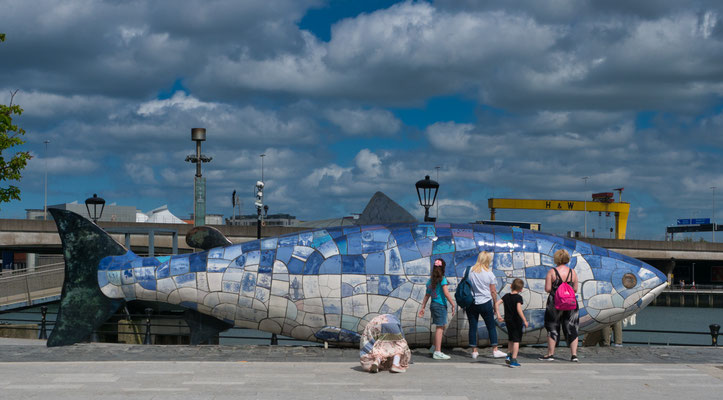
[
  {"left": 1, "top": 308, "right": 720, "bottom": 348},
  {"left": 666, "top": 284, "right": 723, "bottom": 291},
  {"left": 0, "top": 262, "right": 64, "bottom": 277},
  {"left": 622, "top": 327, "right": 720, "bottom": 346},
  {"left": 0, "top": 263, "right": 65, "bottom": 308},
  {"left": 0, "top": 308, "right": 314, "bottom": 346}
]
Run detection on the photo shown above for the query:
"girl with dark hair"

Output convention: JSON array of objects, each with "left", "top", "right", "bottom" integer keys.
[{"left": 418, "top": 258, "right": 456, "bottom": 360}]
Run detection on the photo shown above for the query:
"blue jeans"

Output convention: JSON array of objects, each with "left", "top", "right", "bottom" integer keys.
[{"left": 466, "top": 300, "right": 498, "bottom": 347}]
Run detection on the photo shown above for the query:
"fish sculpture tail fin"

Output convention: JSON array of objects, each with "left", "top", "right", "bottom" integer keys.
[{"left": 47, "top": 208, "right": 131, "bottom": 347}]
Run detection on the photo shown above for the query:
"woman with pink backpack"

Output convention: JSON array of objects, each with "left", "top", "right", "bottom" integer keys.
[{"left": 539, "top": 249, "right": 580, "bottom": 362}]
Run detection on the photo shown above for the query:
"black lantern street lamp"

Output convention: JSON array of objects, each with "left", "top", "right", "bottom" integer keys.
[
  {"left": 415, "top": 175, "right": 439, "bottom": 222},
  {"left": 85, "top": 193, "right": 106, "bottom": 223}
]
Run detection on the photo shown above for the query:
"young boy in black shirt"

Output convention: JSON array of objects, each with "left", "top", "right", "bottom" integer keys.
[{"left": 496, "top": 278, "right": 529, "bottom": 368}]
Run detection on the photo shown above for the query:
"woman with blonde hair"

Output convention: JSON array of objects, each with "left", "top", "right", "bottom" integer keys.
[{"left": 465, "top": 251, "right": 506, "bottom": 359}]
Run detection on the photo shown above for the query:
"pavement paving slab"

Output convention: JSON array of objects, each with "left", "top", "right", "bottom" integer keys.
[
  {"left": 0, "top": 338, "right": 721, "bottom": 399},
  {"left": 1, "top": 338, "right": 723, "bottom": 364}
]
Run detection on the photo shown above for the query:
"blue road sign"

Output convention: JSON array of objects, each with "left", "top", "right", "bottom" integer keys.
[
  {"left": 677, "top": 219, "right": 691, "bottom": 225},
  {"left": 692, "top": 218, "right": 711, "bottom": 225}
]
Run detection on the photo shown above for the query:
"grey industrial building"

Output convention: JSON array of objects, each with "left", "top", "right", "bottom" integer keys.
[{"left": 26, "top": 202, "right": 137, "bottom": 222}]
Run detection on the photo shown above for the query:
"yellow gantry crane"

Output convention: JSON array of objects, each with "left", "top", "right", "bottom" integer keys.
[{"left": 488, "top": 195, "right": 630, "bottom": 239}]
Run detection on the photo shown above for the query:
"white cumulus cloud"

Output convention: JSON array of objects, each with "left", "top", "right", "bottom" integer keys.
[
  {"left": 137, "top": 92, "right": 218, "bottom": 116},
  {"left": 325, "top": 108, "right": 401, "bottom": 136},
  {"left": 354, "top": 149, "right": 382, "bottom": 177},
  {"left": 426, "top": 122, "right": 474, "bottom": 152}
]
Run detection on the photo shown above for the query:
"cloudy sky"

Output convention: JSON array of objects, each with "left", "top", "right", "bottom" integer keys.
[{"left": 1, "top": 0, "right": 722, "bottom": 240}]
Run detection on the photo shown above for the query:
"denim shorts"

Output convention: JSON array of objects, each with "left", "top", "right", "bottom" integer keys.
[{"left": 430, "top": 302, "right": 447, "bottom": 326}]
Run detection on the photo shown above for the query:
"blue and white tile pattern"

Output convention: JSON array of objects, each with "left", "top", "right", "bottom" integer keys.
[{"left": 97, "top": 223, "right": 667, "bottom": 346}]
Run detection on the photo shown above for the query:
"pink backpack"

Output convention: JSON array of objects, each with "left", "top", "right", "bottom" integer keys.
[{"left": 553, "top": 268, "right": 577, "bottom": 311}]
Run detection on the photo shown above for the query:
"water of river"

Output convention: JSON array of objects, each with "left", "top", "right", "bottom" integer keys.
[
  {"left": 1, "top": 305, "right": 720, "bottom": 346},
  {"left": 622, "top": 306, "right": 722, "bottom": 346}
]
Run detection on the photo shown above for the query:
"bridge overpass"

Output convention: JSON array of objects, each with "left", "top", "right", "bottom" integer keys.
[
  {"left": 0, "top": 218, "right": 308, "bottom": 255},
  {"left": 2, "top": 218, "right": 720, "bottom": 267},
  {"left": 0, "top": 219, "right": 309, "bottom": 310}
]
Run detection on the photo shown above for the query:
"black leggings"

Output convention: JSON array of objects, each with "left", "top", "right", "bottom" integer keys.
[{"left": 544, "top": 296, "right": 579, "bottom": 343}]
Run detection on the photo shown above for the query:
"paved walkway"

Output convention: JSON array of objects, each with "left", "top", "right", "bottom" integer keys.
[{"left": 1, "top": 339, "right": 721, "bottom": 399}]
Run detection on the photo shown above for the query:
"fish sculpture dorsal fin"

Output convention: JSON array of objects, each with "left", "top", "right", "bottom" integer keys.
[{"left": 185, "top": 226, "right": 233, "bottom": 250}]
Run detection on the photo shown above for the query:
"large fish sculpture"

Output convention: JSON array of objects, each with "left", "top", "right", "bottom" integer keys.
[{"left": 47, "top": 209, "right": 667, "bottom": 347}]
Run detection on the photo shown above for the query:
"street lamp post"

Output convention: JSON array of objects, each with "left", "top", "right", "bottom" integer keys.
[
  {"left": 84, "top": 194, "right": 106, "bottom": 223},
  {"left": 415, "top": 175, "right": 439, "bottom": 222},
  {"left": 582, "top": 176, "right": 589, "bottom": 237},
  {"left": 435, "top": 166, "right": 440, "bottom": 220},
  {"left": 43, "top": 140, "right": 50, "bottom": 220},
  {"left": 255, "top": 154, "right": 267, "bottom": 240},
  {"left": 255, "top": 153, "right": 275, "bottom": 345}
]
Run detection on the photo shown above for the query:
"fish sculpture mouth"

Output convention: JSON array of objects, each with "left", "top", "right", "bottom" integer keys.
[{"left": 639, "top": 281, "right": 667, "bottom": 309}]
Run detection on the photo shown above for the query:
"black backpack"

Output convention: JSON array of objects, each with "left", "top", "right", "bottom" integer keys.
[{"left": 454, "top": 265, "right": 475, "bottom": 310}]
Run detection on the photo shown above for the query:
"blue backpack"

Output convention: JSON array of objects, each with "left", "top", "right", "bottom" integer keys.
[{"left": 454, "top": 266, "right": 475, "bottom": 310}]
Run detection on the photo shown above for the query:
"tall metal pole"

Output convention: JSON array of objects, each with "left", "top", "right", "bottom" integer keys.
[
  {"left": 435, "top": 166, "right": 440, "bottom": 220},
  {"left": 712, "top": 186, "right": 717, "bottom": 242},
  {"left": 194, "top": 130, "right": 204, "bottom": 227},
  {"left": 582, "top": 176, "right": 589, "bottom": 237},
  {"left": 195, "top": 140, "right": 201, "bottom": 177},
  {"left": 186, "top": 128, "right": 211, "bottom": 227},
  {"left": 257, "top": 154, "right": 265, "bottom": 241},
  {"left": 43, "top": 140, "right": 49, "bottom": 220},
  {"left": 258, "top": 153, "right": 275, "bottom": 345}
]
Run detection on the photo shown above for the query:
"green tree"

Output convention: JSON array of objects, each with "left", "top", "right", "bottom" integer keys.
[{"left": 0, "top": 34, "right": 32, "bottom": 206}]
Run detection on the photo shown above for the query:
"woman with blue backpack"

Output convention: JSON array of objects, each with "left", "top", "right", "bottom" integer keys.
[
  {"left": 465, "top": 251, "right": 506, "bottom": 359},
  {"left": 539, "top": 249, "right": 580, "bottom": 362}
]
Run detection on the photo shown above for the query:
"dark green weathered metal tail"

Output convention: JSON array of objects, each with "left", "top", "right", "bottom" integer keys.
[{"left": 47, "top": 209, "right": 127, "bottom": 347}]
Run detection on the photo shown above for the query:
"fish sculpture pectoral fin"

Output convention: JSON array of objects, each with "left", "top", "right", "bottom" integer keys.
[
  {"left": 47, "top": 208, "right": 129, "bottom": 347},
  {"left": 183, "top": 309, "right": 234, "bottom": 345},
  {"left": 314, "top": 326, "right": 361, "bottom": 344},
  {"left": 186, "top": 226, "right": 233, "bottom": 250}
]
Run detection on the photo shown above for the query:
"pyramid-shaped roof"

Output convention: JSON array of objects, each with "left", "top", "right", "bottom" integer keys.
[{"left": 355, "top": 191, "right": 417, "bottom": 225}]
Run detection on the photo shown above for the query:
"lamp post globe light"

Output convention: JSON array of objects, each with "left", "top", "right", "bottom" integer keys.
[
  {"left": 415, "top": 175, "right": 439, "bottom": 222},
  {"left": 85, "top": 193, "right": 106, "bottom": 223}
]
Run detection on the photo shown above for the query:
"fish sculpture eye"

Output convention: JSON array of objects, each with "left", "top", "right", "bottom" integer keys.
[{"left": 622, "top": 273, "right": 637, "bottom": 289}]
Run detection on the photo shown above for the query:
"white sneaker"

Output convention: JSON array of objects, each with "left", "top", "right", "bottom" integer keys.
[
  {"left": 433, "top": 351, "right": 451, "bottom": 360},
  {"left": 390, "top": 364, "right": 405, "bottom": 373},
  {"left": 492, "top": 350, "right": 507, "bottom": 358},
  {"left": 471, "top": 351, "right": 479, "bottom": 359}
]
